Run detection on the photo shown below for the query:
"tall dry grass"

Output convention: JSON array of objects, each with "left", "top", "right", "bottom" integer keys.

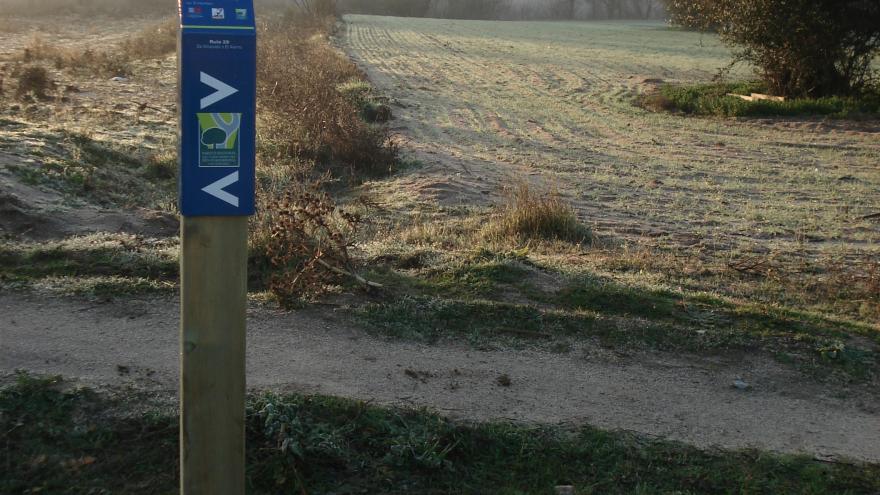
[
  {"left": 18, "top": 18, "right": 177, "bottom": 78},
  {"left": 21, "top": 37, "right": 131, "bottom": 77},
  {"left": 483, "top": 184, "right": 591, "bottom": 245},
  {"left": 118, "top": 18, "right": 178, "bottom": 60},
  {"left": 256, "top": 14, "right": 396, "bottom": 178},
  {"left": 250, "top": 10, "right": 398, "bottom": 303},
  {"left": 3, "top": 0, "right": 172, "bottom": 18}
]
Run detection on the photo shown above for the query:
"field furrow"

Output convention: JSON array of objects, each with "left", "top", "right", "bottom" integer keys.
[{"left": 342, "top": 15, "right": 880, "bottom": 265}]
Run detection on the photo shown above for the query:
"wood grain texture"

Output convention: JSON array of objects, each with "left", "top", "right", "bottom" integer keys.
[{"left": 180, "top": 216, "right": 248, "bottom": 495}]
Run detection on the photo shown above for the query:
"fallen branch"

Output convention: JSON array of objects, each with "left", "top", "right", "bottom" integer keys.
[
  {"left": 726, "top": 92, "right": 785, "bottom": 102},
  {"left": 727, "top": 256, "right": 770, "bottom": 275},
  {"left": 315, "top": 258, "right": 383, "bottom": 289}
]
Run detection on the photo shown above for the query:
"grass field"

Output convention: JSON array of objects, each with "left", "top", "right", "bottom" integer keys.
[
  {"left": 342, "top": 16, "right": 880, "bottom": 359},
  {"left": 344, "top": 16, "right": 879, "bottom": 281}
]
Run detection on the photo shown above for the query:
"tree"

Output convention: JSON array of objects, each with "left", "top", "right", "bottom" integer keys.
[
  {"left": 666, "top": 0, "right": 880, "bottom": 97},
  {"left": 664, "top": 0, "right": 718, "bottom": 29}
]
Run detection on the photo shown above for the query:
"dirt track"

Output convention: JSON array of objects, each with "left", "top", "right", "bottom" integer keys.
[{"left": 3, "top": 293, "right": 879, "bottom": 463}]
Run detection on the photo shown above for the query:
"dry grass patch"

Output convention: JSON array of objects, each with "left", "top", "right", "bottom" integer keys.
[
  {"left": 0, "top": 18, "right": 25, "bottom": 33},
  {"left": 257, "top": 14, "right": 397, "bottom": 179},
  {"left": 14, "top": 66, "right": 52, "bottom": 100},
  {"left": 568, "top": 245, "right": 880, "bottom": 326},
  {"left": 3, "top": 0, "right": 172, "bottom": 18},
  {"left": 390, "top": 212, "right": 483, "bottom": 250},
  {"left": 17, "top": 18, "right": 177, "bottom": 79},
  {"left": 248, "top": 11, "right": 398, "bottom": 303},
  {"left": 483, "top": 184, "right": 591, "bottom": 245},
  {"left": 118, "top": 18, "right": 178, "bottom": 60}
]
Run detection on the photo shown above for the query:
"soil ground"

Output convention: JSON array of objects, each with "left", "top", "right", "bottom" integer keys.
[{"left": 3, "top": 292, "right": 879, "bottom": 463}]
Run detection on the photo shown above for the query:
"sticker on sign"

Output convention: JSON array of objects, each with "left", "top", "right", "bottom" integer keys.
[{"left": 198, "top": 113, "right": 241, "bottom": 168}]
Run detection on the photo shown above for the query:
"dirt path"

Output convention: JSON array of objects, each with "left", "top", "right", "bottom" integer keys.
[
  {"left": 0, "top": 154, "right": 177, "bottom": 240},
  {"left": 3, "top": 293, "right": 878, "bottom": 463}
]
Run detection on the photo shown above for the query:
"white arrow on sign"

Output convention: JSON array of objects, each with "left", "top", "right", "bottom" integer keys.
[
  {"left": 202, "top": 171, "right": 239, "bottom": 207},
  {"left": 200, "top": 72, "right": 239, "bottom": 109}
]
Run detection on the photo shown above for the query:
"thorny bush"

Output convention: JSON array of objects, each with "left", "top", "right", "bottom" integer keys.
[{"left": 262, "top": 186, "right": 362, "bottom": 306}]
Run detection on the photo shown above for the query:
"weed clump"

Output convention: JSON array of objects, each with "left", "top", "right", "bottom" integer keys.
[
  {"left": 337, "top": 78, "right": 393, "bottom": 123},
  {"left": 15, "top": 66, "right": 51, "bottom": 100},
  {"left": 483, "top": 184, "right": 590, "bottom": 244}
]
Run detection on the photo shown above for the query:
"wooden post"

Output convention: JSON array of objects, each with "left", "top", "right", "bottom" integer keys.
[{"left": 180, "top": 216, "right": 248, "bottom": 495}]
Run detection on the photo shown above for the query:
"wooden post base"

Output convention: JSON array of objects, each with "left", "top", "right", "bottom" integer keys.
[{"left": 180, "top": 216, "right": 248, "bottom": 495}]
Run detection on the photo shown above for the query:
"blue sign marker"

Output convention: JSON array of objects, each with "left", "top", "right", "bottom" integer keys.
[{"left": 179, "top": 0, "right": 256, "bottom": 216}]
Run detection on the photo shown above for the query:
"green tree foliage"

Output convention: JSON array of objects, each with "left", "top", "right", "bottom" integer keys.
[{"left": 666, "top": 0, "right": 880, "bottom": 97}]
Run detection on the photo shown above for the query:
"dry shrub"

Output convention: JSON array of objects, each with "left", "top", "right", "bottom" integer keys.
[
  {"left": 3, "top": 0, "right": 172, "bottom": 18},
  {"left": 249, "top": 9, "right": 397, "bottom": 302},
  {"left": 257, "top": 14, "right": 397, "bottom": 178},
  {"left": 483, "top": 184, "right": 590, "bottom": 244},
  {"left": 639, "top": 91, "right": 677, "bottom": 113},
  {"left": 118, "top": 18, "right": 178, "bottom": 60},
  {"left": 258, "top": 185, "right": 362, "bottom": 305},
  {"left": 20, "top": 19, "right": 176, "bottom": 79},
  {"left": 15, "top": 66, "right": 52, "bottom": 100},
  {"left": 22, "top": 37, "right": 131, "bottom": 78}
]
